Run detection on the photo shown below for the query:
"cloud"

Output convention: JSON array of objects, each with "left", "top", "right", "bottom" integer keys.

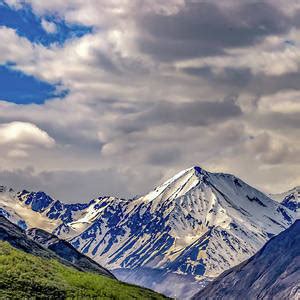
[
  {"left": 0, "top": 26, "right": 34, "bottom": 64},
  {"left": 0, "top": 0, "right": 299, "bottom": 201},
  {"left": 244, "top": 132, "right": 295, "bottom": 165},
  {"left": 41, "top": 19, "right": 57, "bottom": 34},
  {"left": 176, "top": 25, "right": 300, "bottom": 84},
  {"left": 114, "top": 98, "right": 243, "bottom": 133},
  {"left": 0, "top": 167, "right": 163, "bottom": 202},
  {"left": 0, "top": 122, "right": 55, "bottom": 158},
  {"left": 258, "top": 90, "right": 300, "bottom": 114},
  {"left": 3, "top": 0, "right": 23, "bottom": 9},
  {"left": 136, "top": 1, "right": 291, "bottom": 61}
]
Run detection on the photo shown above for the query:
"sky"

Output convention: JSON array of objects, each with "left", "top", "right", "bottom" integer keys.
[{"left": 0, "top": 0, "right": 299, "bottom": 202}]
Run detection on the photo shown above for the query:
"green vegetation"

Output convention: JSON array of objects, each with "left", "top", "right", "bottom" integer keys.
[{"left": 0, "top": 242, "right": 168, "bottom": 299}]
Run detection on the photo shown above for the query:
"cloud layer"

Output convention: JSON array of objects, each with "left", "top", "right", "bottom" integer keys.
[{"left": 0, "top": 0, "right": 299, "bottom": 201}]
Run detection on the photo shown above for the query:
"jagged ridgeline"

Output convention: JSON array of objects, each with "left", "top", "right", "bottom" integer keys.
[{"left": 0, "top": 166, "right": 297, "bottom": 298}]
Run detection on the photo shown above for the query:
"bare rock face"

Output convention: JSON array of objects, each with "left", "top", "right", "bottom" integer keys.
[{"left": 193, "top": 220, "right": 300, "bottom": 300}]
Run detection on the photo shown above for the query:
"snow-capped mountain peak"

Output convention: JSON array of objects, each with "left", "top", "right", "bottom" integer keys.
[
  {"left": 0, "top": 167, "right": 297, "bottom": 299},
  {"left": 140, "top": 166, "right": 203, "bottom": 205}
]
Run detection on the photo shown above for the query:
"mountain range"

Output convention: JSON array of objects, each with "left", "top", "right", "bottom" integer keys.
[{"left": 0, "top": 166, "right": 298, "bottom": 298}]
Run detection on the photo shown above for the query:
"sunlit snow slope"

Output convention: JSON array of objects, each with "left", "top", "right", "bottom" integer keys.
[{"left": 0, "top": 167, "right": 297, "bottom": 298}]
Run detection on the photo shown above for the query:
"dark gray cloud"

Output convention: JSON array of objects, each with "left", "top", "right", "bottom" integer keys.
[
  {"left": 110, "top": 98, "right": 242, "bottom": 136},
  {"left": 137, "top": 1, "right": 290, "bottom": 61},
  {"left": 146, "top": 147, "right": 181, "bottom": 166},
  {"left": 183, "top": 66, "right": 253, "bottom": 89},
  {"left": 181, "top": 65, "right": 300, "bottom": 97},
  {"left": 249, "top": 72, "right": 300, "bottom": 96},
  {"left": 138, "top": 98, "right": 242, "bottom": 127},
  {"left": 0, "top": 168, "right": 134, "bottom": 202},
  {"left": 146, "top": 99, "right": 242, "bottom": 125},
  {"left": 93, "top": 51, "right": 122, "bottom": 74},
  {"left": 252, "top": 111, "right": 300, "bottom": 130}
]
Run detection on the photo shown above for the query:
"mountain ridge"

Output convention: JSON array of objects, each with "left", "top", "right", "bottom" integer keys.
[
  {"left": 0, "top": 166, "right": 297, "bottom": 298},
  {"left": 271, "top": 186, "right": 300, "bottom": 215},
  {"left": 0, "top": 215, "right": 115, "bottom": 278},
  {"left": 193, "top": 220, "right": 300, "bottom": 300}
]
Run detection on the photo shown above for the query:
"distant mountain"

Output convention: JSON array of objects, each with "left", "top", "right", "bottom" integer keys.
[
  {"left": 0, "top": 215, "right": 114, "bottom": 278},
  {"left": 0, "top": 166, "right": 296, "bottom": 299},
  {"left": 193, "top": 220, "right": 300, "bottom": 300},
  {"left": 271, "top": 186, "right": 300, "bottom": 215},
  {"left": 113, "top": 267, "right": 207, "bottom": 299}
]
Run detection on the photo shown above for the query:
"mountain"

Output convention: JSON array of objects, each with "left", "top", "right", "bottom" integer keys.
[
  {"left": 192, "top": 220, "right": 300, "bottom": 300},
  {"left": 0, "top": 242, "right": 167, "bottom": 299},
  {"left": 0, "top": 215, "right": 114, "bottom": 278},
  {"left": 27, "top": 227, "right": 115, "bottom": 278},
  {"left": 0, "top": 216, "right": 168, "bottom": 299},
  {"left": 271, "top": 186, "right": 300, "bottom": 215},
  {"left": 0, "top": 166, "right": 296, "bottom": 298},
  {"left": 0, "top": 215, "right": 70, "bottom": 264},
  {"left": 113, "top": 267, "right": 207, "bottom": 299}
]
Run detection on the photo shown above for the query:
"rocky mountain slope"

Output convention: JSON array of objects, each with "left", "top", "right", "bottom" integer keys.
[
  {"left": 27, "top": 227, "right": 115, "bottom": 278},
  {"left": 271, "top": 186, "right": 300, "bottom": 216},
  {"left": 193, "top": 220, "right": 300, "bottom": 300},
  {"left": 0, "top": 166, "right": 297, "bottom": 298},
  {"left": 0, "top": 215, "right": 114, "bottom": 278}
]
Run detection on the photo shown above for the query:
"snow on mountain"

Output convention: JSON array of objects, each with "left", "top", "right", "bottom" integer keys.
[
  {"left": 0, "top": 186, "right": 28, "bottom": 230},
  {"left": 271, "top": 186, "right": 300, "bottom": 216},
  {"left": 0, "top": 167, "right": 296, "bottom": 299},
  {"left": 193, "top": 220, "right": 300, "bottom": 300}
]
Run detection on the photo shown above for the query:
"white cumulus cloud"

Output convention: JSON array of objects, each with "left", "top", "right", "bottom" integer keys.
[{"left": 0, "top": 122, "right": 55, "bottom": 148}]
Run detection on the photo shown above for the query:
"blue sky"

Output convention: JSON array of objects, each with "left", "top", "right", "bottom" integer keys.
[
  {"left": 0, "top": 64, "right": 68, "bottom": 104},
  {"left": 0, "top": 0, "right": 298, "bottom": 201},
  {"left": 0, "top": 1, "right": 91, "bottom": 104}
]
